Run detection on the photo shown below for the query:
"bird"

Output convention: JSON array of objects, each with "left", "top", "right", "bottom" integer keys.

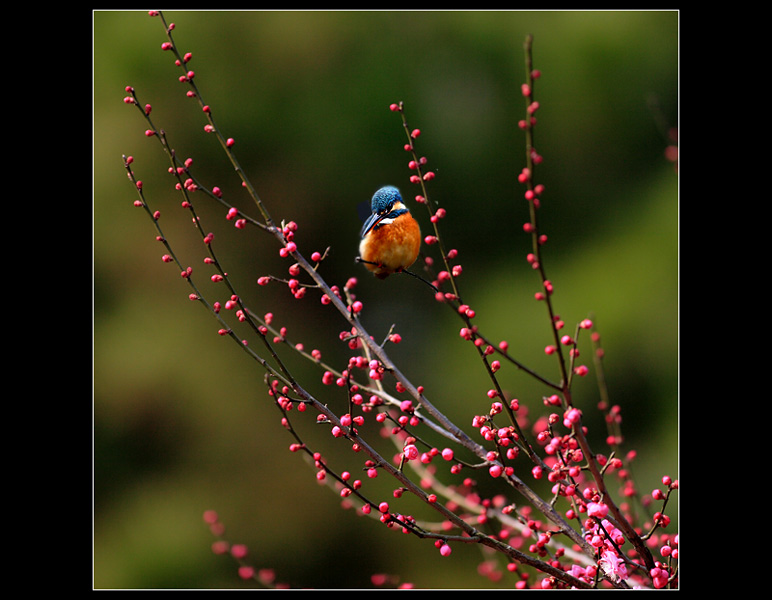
[{"left": 358, "top": 186, "right": 421, "bottom": 280}]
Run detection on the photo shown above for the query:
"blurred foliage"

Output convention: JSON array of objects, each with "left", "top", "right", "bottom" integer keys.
[{"left": 94, "top": 10, "right": 678, "bottom": 589}]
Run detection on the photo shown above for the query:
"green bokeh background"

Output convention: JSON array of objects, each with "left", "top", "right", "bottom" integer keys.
[{"left": 94, "top": 10, "right": 678, "bottom": 589}]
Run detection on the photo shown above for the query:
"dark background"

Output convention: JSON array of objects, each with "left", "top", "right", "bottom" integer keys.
[{"left": 94, "top": 10, "right": 678, "bottom": 589}]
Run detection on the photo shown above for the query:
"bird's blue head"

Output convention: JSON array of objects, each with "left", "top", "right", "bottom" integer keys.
[
  {"left": 360, "top": 186, "right": 407, "bottom": 237},
  {"left": 370, "top": 186, "right": 402, "bottom": 214}
]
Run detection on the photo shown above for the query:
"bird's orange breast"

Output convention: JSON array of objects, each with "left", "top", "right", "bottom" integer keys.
[{"left": 359, "top": 213, "right": 421, "bottom": 278}]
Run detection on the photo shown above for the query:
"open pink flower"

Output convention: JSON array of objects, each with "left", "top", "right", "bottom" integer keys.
[{"left": 599, "top": 549, "right": 628, "bottom": 579}]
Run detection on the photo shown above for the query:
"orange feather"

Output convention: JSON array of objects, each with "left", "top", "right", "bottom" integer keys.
[{"left": 359, "top": 212, "right": 421, "bottom": 279}]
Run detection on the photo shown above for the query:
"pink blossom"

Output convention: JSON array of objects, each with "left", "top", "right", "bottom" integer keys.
[
  {"left": 599, "top": 549, "right": 628, "bottom": 579},
  {"left": 587, "top": 502, "right": 608, "bottom": 519}
]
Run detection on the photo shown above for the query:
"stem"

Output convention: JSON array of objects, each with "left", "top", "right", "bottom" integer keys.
[{"left": 156, "top": 11, "right": 276, "bottom": 228}]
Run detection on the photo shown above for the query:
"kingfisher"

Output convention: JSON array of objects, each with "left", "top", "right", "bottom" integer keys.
[{"left": 358, "top": 186, "right": 421, "bottom": 280}]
